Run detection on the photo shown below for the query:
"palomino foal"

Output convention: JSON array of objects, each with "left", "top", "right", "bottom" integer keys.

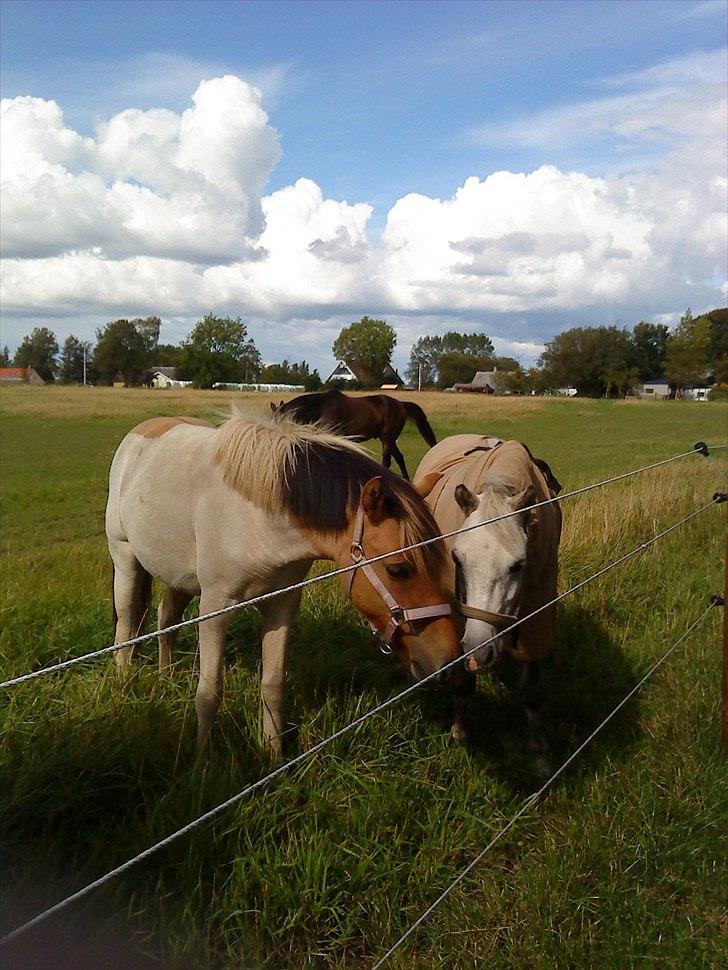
[{"left": 106, "top": 413, "right": 467, "bottom": 756}]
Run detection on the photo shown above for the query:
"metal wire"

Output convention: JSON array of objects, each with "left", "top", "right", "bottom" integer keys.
[
  {"left": 371, "top": 601, "right": 717, "bottom": 968},
  {"left": 0, "top": 495, "right": 719, "bottom": 947},
  {"left": 0, "top": 443, "right": 710, "bottom": 689}
]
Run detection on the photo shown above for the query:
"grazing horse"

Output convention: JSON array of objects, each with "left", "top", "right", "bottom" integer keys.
[
  {"left": 414, "top": 435, "right": 562, "bottom": 764},
  {"left": 271, "top": 389, "right": 437, "bottom": 480},
  {"left": 106, "top": 412, "right": 469, "bottom": 757}
]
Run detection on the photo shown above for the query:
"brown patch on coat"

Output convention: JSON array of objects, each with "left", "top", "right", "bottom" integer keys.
[{"left": 131, "top": 416, "right": 213, "bottom": 438}]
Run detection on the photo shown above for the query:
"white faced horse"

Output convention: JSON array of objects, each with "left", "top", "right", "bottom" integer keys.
[
  {"left": 414, "top": 435, "right": 562, "bottom": 759},
  {"left": 106, "top": 413, "right": 468, "bottom": 757}
]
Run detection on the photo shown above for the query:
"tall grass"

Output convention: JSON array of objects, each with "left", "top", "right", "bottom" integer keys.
[{"left": 1, "top": 387, "right": 726, "bottom": 969}]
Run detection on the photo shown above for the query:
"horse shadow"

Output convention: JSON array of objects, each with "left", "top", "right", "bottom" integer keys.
[
  {"left": 266, "top": 597, "right": 642, "bottom": 796},
  {"left": 433, "top": 602, "right": 641, "bottom": 794}
]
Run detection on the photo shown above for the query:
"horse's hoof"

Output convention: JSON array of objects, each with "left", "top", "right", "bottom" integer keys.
[{"left": 450, "top": 722, "right": 469, "bottom": 744}]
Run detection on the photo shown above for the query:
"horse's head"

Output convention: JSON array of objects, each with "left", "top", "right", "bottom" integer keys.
[
  {"left": 452, "top": 477, "right": 535, "bottom": 671},
  {"left": 342, "top": 473, "right": 471, "bottom": 692}
]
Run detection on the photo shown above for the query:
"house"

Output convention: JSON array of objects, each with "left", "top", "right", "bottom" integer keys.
[
  {"left": 639, "top": 378, "right": 671, "bottom": 399},
  {"left": 325, "top": 360, "right": 404, "bottom": 388},
  {"left": 555, "top": 387, "right": 578, "bottom": 397},
  {"left": 0, "top": 367, "right": 45, "bottom": 385},
  {"left": 451, "top": 369, "right": 507, "bottom": 394},
  {"left": 152, "top": 367, "right": 192, "bottom": 389}
]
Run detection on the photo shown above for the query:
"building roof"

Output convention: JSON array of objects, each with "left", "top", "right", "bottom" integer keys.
[
  {"left": 0, "top": 367, "right": 44, "bottom": 383},
  {"left": 153, "top": 366, "right": 178, "bottom": 379},
  {"left": 325, "top": 360, "right": 404, "bottom": 386}
]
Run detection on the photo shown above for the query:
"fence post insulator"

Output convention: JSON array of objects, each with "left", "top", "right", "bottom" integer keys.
[
  {"left": 713, "top": 492, "right": 728, "bottom": 504},
  {"left": 694, "top": 441, "right": 709, "bottom": 456}
]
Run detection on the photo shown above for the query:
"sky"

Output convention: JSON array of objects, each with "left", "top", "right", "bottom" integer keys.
[{"left": 1, "top": 0, "right": 726, "bottom": 375}]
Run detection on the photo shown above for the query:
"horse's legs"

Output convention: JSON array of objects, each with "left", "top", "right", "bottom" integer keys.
[
  {"left": 158, "top": 586, "right": 193, "bottom": 670},
  {"left": 111, "top": 543, "right": 151, "bottom": 670},
  {"left": 389, "top": 441, "right": 410, "bottom": 480},
  {"left": 519, "top": 661, "right": 551, "bottom": 775},
  {"left": 259, "top": 588, "right": 303, "bottom": 759},
  {"left": 195, "top": 592, "right": 233, "bottom": 752},
  {"left": 380, "top": 439, "right": 393, "bottom": 469}
]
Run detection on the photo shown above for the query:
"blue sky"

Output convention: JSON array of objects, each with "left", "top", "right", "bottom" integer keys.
[{"left": 1, "top": 0, "right": 726, "bottom": 372}]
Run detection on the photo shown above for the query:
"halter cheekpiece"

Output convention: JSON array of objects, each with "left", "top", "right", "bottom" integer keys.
[{"left": 346, "top": 506, "right": 452, "bottom": 654}]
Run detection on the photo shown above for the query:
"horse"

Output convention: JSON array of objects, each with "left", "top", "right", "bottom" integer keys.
[
  {"left": 414, "top": 435, "right": 562, "bottom": 765},
  {"left": 271, "top": 389, "right": 437, "bottom": 480},
  {"left": 106, "top": 412, "right": 471, "bottom": 758}
]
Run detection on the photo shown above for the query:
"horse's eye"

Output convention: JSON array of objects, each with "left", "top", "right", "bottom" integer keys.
[
  {"left": 385, "top": 562, "right": 412, "bottom": 580},
  {"left": 509, "top": 560, "right": 525, "bottom": 574}
]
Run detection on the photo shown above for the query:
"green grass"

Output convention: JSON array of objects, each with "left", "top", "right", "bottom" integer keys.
[{"left": 1, "top": 386, "right": 727, "bottom": 969}]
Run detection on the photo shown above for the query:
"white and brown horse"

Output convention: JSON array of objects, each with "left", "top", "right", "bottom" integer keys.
[
  {"left": 106, "top": 412, "right": 468, "bottom": 756},
  {"left": 415, "top": 435, "right": 562, "bottom": 760}
]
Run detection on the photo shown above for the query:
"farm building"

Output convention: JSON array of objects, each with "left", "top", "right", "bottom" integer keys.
[
  {"left": 640, "top": 378, "right": 671, "bottom": 398},
  {"left": 152, "top": 367, "right": 192, "bottom": 389},
  {"left": 0, "top": 367, "right": 45, "bottom": 385},
  {"left": 451, "top": 369, "right": 508, "bottom": 394},
  {"left": 212, "top": 382, "right": 306, "bottom": 392},
  {"left": 326, "top": 360, "right": 404, "bottom": 389}
]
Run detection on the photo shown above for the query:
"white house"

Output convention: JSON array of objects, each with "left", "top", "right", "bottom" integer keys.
[
  {"left": 152, "top": 367, "right": 192, "bottom": 389},
  {"left": 639, "top": 379, "right": 670, "bottom": 399}
]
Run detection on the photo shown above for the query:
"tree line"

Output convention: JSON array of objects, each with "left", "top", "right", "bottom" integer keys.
[
  {"left": 4, "top": 307, "right": 725, "bottom": 397},
  {"left": 1, "top": 315, "right": 323, "bottom": 391}
]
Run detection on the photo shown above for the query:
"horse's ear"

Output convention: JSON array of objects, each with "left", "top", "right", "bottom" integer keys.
[
  {"left": 361, "top": 476, "right": 388, "bottom": 523},
  {"left": 509, "top": 485, "right": 536, "bottom": 512},
  {"left": 270, "top": 402, "right": 277, "bottom": 414},
  {"left": 413, "top": 471, "right": 442, "bottom": 499},
  {"left": 455, "top": 484, "right": 478, "bottom": 515}
]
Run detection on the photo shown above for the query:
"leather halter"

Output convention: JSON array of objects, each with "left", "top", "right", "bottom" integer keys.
[
  {"left": 455, "top": 602, "right": 517, "bottom": 628},
  {"left": 345, "top": 506, "right": 453, "bottom": 654}
]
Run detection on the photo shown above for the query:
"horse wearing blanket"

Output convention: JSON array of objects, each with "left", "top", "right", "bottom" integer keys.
[{"left": 414, "top": 435, "right": 562, "bottom": 761}]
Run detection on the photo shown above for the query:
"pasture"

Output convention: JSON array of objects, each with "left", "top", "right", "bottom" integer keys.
[{"left": 1, "top": 386, "right": 726, "bottom": 969}]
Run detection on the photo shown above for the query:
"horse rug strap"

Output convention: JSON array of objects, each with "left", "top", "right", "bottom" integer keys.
[{"left": 346, "top": 506, "right": 452, "bottom": 653}]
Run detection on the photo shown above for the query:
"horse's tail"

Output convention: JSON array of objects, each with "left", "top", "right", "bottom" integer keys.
[{"left": 404, "top": 401, "right": 437, "bottom": 447}]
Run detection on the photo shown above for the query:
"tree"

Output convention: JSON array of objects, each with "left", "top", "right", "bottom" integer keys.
[
  {"left": 697, "top": 307, "right": 728, "bottom": 383},
  {"left": 93, "top": 319, "right": 149, "bottom": 385},
  {"left": 13, "top": 327, "right": 59, "bottom": 382},
  {"left": 332, "top": 316, "right": 396, "bottom": 385},
  {"left": 539, "top": 326, "right": 634, "bottom": 397},
  {"left": 178, "top": 314, "right": 261, "bottom": 389},
  {"left": 406, "top": 331, "right": 495, "bottom": 386},
  {"left": 0, "top": 346, "right": 9, "bottom": 368},
  {"left": 303, "top": 369, "right": 323, "bottom": 392},
  {"left": 663, "top": 309, "right": 711, "bottom": 396},
  {"left": 133, "top": 316, "right": 161, "bottom": 357},
  {"left": 59, "top": 335, "right": 94, "bottom": 384},
  {"left": 436, "top": 352, "right": 494, "bottom": 389},
  {"left": 259, "top": 359, "right": 311, "bottom": 384},
  {"left": 631, "top": 322, "right": 668, "bottom": 381}
]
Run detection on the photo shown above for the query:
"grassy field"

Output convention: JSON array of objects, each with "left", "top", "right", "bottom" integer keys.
[{"left": 1, "top": 385, "right": 726, "bottom": 969}]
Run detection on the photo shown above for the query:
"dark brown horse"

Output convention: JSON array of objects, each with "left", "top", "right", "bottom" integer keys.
[{"left": 271, "top": 389, "right": 437, "bottom": 480}]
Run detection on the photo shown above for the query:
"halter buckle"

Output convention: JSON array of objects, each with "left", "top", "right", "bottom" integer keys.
[
  {"left": 379, "top": 640, "right": 394, "bottom": 656},
  {"left": 350, "top": 541, "right": 364, "bottom": 561}
]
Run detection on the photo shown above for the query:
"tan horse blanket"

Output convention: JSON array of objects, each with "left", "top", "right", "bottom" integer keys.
[{"left": 415, "top": 434, "right": 562, "bottom": 662}]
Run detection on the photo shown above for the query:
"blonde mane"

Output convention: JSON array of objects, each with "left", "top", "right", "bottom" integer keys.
[{"left": 212, "top": 409, "right": 447, "bottom": 578}]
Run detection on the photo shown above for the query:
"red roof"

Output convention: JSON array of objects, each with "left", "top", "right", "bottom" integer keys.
[{"left": 0, "top": 368, "right": 28, "bottom": 379}]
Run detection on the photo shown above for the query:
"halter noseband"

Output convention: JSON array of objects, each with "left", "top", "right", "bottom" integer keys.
[{"left": 346, "top": 506, "right": 453, "bottom": 655}]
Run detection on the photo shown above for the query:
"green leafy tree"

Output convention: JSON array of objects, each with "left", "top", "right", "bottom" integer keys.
[
  {"left": 259, "top": 359, "right": 311, "bottom": 384},
  {"left": 663, "top": 309, "right": 711, "bottom": 396},
  {"left": 303, "top": 369, "right": 323, "bottom": 392},
  {"left": 697, "top": 307, "right": 728, "bottom": 383},
  {"left": 332, "top": 316, "right": 396, "bottom": 386},
  {"left": 631, "top": 321, "right": 668, "bottom": 381},
  {"left": 436, "top": 352, "right": 494, "bottom": 389},
  {"left": 539, "top": 326, "right": 634, "bottom": 397},
  {"left": 59, "top": 335, "right": 94, "bottom": 384},
  {"left": 178, "top": 314, "right": 261, "bottom": 389},
  {"left": 406, "top": 331, "right": 495, "bottom": 386},
  {"left": 13, "top": 327, "right": 59, "bottom": 382},
  {"left": 155, "top": 343, "right": 184, "bottom": 369},
  {"left": 93, "top": 319, "right": 149, "bottom": 385},
  {"left": 0, "top": 346, "right": 10, "bottom": 368},
  {"left": 133, "top": 316, "right": 161, "bottom": 357}
]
